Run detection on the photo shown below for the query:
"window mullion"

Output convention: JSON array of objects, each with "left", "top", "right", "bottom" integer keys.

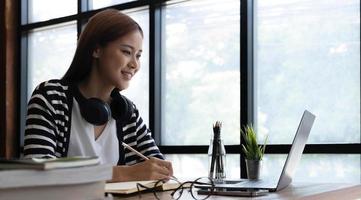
[
  {"left": 149, "top": 2, "right": 162, "bottom": 145},
  {"left": 19, "top": 0, "right": 29, "bottom": 150},
  {"left": 240, "top": 0, "right": 254, "bottom": 179}
]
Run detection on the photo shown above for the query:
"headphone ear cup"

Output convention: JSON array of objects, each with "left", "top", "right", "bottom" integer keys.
[
  {"left": 80, "top": 98, "right": 111, "bottom": 126},
  {"left": 110, "top": 90, "right": 134, "bottom": 122}
]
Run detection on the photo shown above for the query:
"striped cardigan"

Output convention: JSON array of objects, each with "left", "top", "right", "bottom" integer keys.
[{"left": 24, "top": 79, "right": 163, "bottom": 165}]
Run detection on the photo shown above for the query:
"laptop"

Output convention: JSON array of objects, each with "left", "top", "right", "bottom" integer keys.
[{"left": 204, "top": 110, "right": 316, "bottom": 193}]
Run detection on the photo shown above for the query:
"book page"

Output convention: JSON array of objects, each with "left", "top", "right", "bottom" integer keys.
[{"left": 105, "top": 180, "right": 157, "bottom": 194}]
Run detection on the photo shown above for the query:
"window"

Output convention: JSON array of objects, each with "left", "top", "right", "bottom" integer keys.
[
  {"left": 20, "top": 0, "right": 360, "bottom": 183},
  {"left": 255, "top": 0, "right": 360, "bottom": 144},
  {"left": 255, "top": 0, "right": 360, "bottom": 182},
  {"left": 20, "top": 1, "right": 151, "bottom": 144},
  {"left": 164, "top": 154, "right": 240, "bottom": 179},
  {"left": 27, "top": 22, "right": 77, "bottom": 98},
  {"left": 121, "top": 8, "right": 150, "bottom": 125},
  {"left": 262, "top": 154, "right": 360, "bottom": 183},
  {"left": 161, "top": 0, "right": 240, "bottom": 145},
  {"left": 90, "top": 0, "right": 136, "bottom": 10},
  {"left": 27, "top": 0, "right": 77, "bottom": 23}
]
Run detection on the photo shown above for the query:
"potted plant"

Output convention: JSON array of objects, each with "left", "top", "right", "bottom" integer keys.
[{"left": 240, "top": 125, "right": 268, "bottom": 179}]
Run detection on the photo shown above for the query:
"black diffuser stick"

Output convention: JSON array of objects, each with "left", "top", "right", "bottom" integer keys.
[
  {"left": 209, "top": 123, "right": 218, "bottom": 177},
  {"left": 212, "top": 121, "right": 222, "bottom": 179}
]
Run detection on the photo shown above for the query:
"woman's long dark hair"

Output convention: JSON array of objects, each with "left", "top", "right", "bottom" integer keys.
[{"left": 62, "top": 9, "right": 143, "bottom": 83}]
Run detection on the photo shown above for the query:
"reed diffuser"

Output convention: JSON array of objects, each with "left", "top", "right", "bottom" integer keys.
[{"left": 208, "top": 121, "right": 226, "bottom": 182}]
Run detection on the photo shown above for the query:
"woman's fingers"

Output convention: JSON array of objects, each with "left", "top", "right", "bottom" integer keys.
[
  {"left": 126, "top": 157, "right": 174, "bottom": 181},
  {"left": 164, "top": 161, "right": 173, "bottom": 176},
  {"left": 148, "top": 158, "right": 173, "bottom": 178}
]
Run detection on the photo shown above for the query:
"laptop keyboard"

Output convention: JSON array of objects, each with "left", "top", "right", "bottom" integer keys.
[
  {"left": 238, "top": 180, "right": 276, "bottom": 188},
  {"left": 214, "top": 179, "right": 276, "bottom": 190}
]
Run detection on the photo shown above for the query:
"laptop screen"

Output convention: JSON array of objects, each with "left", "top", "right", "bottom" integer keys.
[{"left": 276, "top": 110, "right": 316, "bottom": 191}]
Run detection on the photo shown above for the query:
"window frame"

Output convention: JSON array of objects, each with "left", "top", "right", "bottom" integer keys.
[{"left": 19, "top": 0, "right": 361, "bottom": 180}]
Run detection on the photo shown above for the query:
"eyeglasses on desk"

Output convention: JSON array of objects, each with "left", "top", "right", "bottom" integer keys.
[{"left": 136, "top": 177, "right": 215, "bottom": 200}]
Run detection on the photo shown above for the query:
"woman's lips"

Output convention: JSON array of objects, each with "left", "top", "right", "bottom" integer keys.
[{"left": 121, "top": 71, "right": 133, "bottom": 80}]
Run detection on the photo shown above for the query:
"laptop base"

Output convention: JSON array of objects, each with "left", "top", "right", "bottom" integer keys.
[{"left": 198, "top": 188, "right": 269, "bottom": 197}]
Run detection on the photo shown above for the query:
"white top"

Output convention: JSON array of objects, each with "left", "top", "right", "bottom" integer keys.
[{"left": 67, "top": 98, "right": 119, "bottom": 165}]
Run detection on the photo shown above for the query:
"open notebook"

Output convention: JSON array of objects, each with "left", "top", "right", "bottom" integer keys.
[{"left": 105, "top": 179, "right": 182, "bottom": 194}]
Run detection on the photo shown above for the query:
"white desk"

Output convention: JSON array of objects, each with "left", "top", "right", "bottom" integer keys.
[{"left": 111, "top": 182, "right": 361, "bottom": 200}]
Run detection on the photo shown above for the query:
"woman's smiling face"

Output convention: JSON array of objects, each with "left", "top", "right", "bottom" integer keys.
[{"left": 93, "top": 29, "right": 143, "bottom": 90}]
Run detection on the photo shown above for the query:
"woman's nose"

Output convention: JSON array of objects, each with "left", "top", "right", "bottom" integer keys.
[{"left": 129, "top": 56, "right": 139, "bottom": 69}]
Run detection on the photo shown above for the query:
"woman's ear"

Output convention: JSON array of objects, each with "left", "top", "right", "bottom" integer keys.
[{"left": 92, "top": 45, "right": 102, "bottom": 58}]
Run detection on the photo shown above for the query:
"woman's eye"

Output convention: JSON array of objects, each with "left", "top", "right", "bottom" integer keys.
[
  {"left": 136, "top": 54, "right": 142, "bottom": 59},
  {"left": 122, "top": 50, "right": 131, "bottom": 55}
]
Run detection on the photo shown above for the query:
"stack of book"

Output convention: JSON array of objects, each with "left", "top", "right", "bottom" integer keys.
[{"left": 0, "top": 156, "right": 112, "bottom": 200}]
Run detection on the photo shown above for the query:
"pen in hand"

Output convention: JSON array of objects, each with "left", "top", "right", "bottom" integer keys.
[
  {"left": 121, "top": 142, "right": 149, "bottom": 161},
  {"left": 121, "top": 142, "right": 177, "bottom": 180}
]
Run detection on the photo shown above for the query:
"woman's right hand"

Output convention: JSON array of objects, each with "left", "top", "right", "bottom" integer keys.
[{"left": 111, "top": 157, "right": 173, "bottom": 182}]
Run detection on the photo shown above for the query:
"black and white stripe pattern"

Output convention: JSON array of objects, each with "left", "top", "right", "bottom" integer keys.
[
  {"left": 24, "top": 79, "right": 163, "bottom": 165},
  {"left": 122, "top": 111, "right": 163, "bottom": 165}
]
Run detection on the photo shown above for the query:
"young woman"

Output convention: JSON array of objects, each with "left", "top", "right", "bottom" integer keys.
[{"left": 23, "top": 9, "right": 173, "bottom": 182}]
